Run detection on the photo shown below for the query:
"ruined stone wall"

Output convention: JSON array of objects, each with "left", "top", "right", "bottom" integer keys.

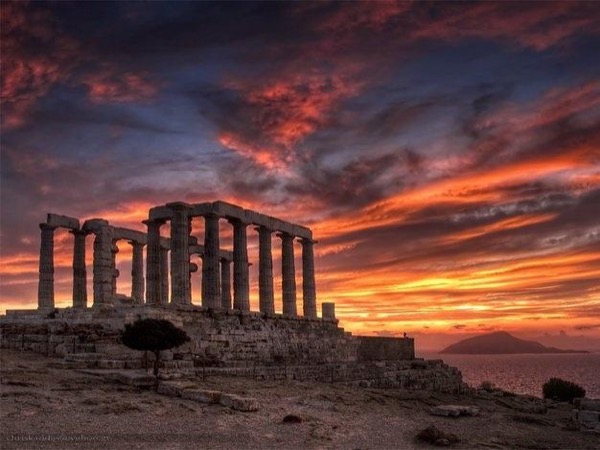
[
  {"left": 0, "top": 306, "right": 358, "bottom": 366},
  {"left": 0, "top": 307, "right": 463, "bottom": 393},
  {"left": 356, "top": 336, "right": 415, "bottom": 361}
]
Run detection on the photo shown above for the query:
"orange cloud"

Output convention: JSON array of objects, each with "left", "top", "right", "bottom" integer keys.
[
  {"left": 83, "top": 69, "right": 158, "bottom": 104},
  {"left": 1, "top": 2, "right": 78, "bottom": 128},
  {"left": 220, "top": 71, "right": 362, "bottom": 169}
]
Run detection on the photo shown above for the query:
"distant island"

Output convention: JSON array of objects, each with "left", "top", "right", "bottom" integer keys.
[{"left": 440, "top": 331, "right": 588, "bottom": 354}]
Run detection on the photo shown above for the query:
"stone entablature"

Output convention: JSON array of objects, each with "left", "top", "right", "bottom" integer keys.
[{"left": 34, "top": 201, "right": 327, "bottom": 321}]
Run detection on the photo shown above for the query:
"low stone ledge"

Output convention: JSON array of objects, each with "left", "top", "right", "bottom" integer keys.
[
  {"left": 97, "top": 360, "right": 127, "bottom": 369},
  {"left": 181, "top": 389, "right": 222, "bottom": 404},
  {"left": 116, "top": 371, "right": 155, "bottom": 387},
  {"left": 219, "top": 393, "right": 259, "bottom": 411}
]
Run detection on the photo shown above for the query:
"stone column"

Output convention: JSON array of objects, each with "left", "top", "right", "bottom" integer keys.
[
  {"left": 144, "top": 219, "right": 163, "bottom": 305},
  {"left": 278, "top": 232, "right": 297, "bottom": 316},
  {"left": 130, "top": 241, "right": 145, "bottom": 304},
  {"left": 230, "top": 218, "right": 250, "bottom": 311},
  {"left": 92, "top": 225, "right": 114, "bottom": 306},
  {"left": 168, "top": 202, "right": 192, "bottom": 305},
  {"left": 37, "top": 223, "right": 55, "bottom": 310},
  {"left": 300, "top": 238, "right": 317, "bottom": 318},
  {"left": 159, "top": 246, "right": 169, "bottom": 304},
  {"left": 202, "top": 214, "right": 221, "bottom": 308},
  {"left": 71, "top": 229, "right": 87, "bottom": 308},
  {"left": 220, "top": 258, "right": 232, "bottom": 309},
  {"left": 256, "top": 226, "right": 274, "bottom": 314},
  {"left": 110, "top": 241, "right": 119, "bottom": 296},
  {"left": 322, "top": 302, "right": 336, "bottom": 320}
]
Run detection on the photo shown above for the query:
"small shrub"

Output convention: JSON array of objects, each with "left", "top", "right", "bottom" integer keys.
[
  {"left": 121, "top": 319, "right": 190, "bottom": 388},
  {"left": 282, "top": 414, "right": 303, "bottom": 424},
  {"left": 479, "top": 380, "right": 495, "bottom": 392},
  {"left": 542, "top": 377, "right": 586, "bottom": 402}
]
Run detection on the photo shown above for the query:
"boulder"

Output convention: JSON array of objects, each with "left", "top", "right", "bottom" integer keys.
[
  {"left": 431, "top": 405, "right": 479, "bottom": 417},
  {"left": 416, "top": 425, "right": 459, "bottom": 446},
  {"left": 157, "top": 381, "right": 197, "bottom": 397}
]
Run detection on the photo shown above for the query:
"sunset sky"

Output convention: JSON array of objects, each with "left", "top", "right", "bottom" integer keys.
[{"left": 2, "top": 1, "right": 600, "bottom": 350}]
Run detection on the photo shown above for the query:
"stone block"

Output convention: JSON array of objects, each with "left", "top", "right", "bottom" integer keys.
[
  {"left": 574, "top": 410, "right": 600, "bottom": 430},
  {"left": 211, "top": 201, "right": 245, "bottom": 219},
  {"left": 116, "top": 372, "right": 155, "bottom": 387},
  {"left": 430, "top": 405, "right": 479, "bottom": 417},
  {"left": 181, "top": 389, "right": 222, "bottom": 404},
  {"left": 97, "top": 360, "right": 126, "bottom": 369},
  {"left": 113, "top": 227, "right": 146, "bottom": 244},
  {"left": 578, "top": 399, "right": 600, "bottom": 412},
  {"left": 47, "top": 213, "right": 80, "bottom": 230},
  {"left": 219, "top": 393, "right": 259, "bottom": 412},
  {"left": 158, "top": 381, "right": 197, "bottom": 397},
  {"left": 64, "top": 353, "right": 102, "bottom": 362}
]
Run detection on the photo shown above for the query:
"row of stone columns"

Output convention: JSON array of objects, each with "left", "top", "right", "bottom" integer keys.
[
  {"left": 37, "top": 222, "right": 146, "bottom": 310},
  {"left": 37, "top": 206, "right": 320, "bottom": 320},
  {"left": 144, "top": 205, "right": 318, "bottom": 318}
]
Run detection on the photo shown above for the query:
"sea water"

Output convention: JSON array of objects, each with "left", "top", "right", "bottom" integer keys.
[{"left": 420, "top": 352, "right": 600, "bottom": 398}]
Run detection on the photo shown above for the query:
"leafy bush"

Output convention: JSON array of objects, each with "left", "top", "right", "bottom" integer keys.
[
  {"left": 542, "top": 377, "right": 586, "bottom": 402},
  {"left": 121, "top": 318, "right": 190, "bottom": 387}
]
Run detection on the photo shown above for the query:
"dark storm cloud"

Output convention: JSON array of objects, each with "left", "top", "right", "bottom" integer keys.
[{"left": 285, "top": 152, "right": 403, "bottom": 210}]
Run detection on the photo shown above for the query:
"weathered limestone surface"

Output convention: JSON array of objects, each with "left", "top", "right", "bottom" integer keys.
[
  {"left": 1, "top": 307, "right": 466, "bottom": 393},
  {"left": 356, "top": 336, "right": 416, "bottom": 361},
  {"left": 279, "top": 233, "right": 297, "bottom": 317},
  {"left": 1, "top": 306, "right": 353, "bottom": 365},
  {"left": 34, "top": 200, "right": 325, "bottom": 319},
  {"left": 300, "top": 239, "right": 317, "bottom": 318},
  {"left": 144, "top": 219, "right": 163, "bottom": 305},
  {"left": 257, "top": 226, "right": 274, "bottom": 314},
  {"left": 91, "top": 224, "right": 114, "bottom": 306},
  {"left": 130, "top": 241, "right": 145, "bottom": 304},
  {"left": 322, "top": 302, "right": 336, "bottom": 320},
  {"left": 38, "top": 224, "right": 55, "bottom": 310},
  {"left": 110, "top": 242, "right": 119, "bottom": 296},
  {"left": 46, "top": 213, "right": 79, "bottom": 230},
  {"left": 168, "top": 202, "right": 192, "bottom": 305},
  {"left": 220, "top": 258, "right": 232, "bottom": 309},
  {"left": 71, "top": 230, "right": 87, "bottom": 308},
  {"left": 159, "top": 246, "right": 169, "bottom": 304},
  {"left": 202, "top": 214, "right": 221, "bottom": 308},
  {"left": 230, "top": 218, "right": 250, "bottom": 311}
]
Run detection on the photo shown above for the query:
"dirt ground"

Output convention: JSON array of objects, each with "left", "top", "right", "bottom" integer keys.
[{"left": 1, "top": 349, "right": 598, "bottom": 449}]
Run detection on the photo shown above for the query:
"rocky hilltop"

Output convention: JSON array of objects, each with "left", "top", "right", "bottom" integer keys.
[{"left": 441, "top": 331, "right": 588, "bottom": 354}]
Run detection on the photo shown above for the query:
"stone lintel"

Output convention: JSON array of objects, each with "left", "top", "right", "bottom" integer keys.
[
  {"left": 210, "top": 201, "right": 246, "bottom": 219},
  {"left": 82, "top": 218, "right": 110, "bottom": 233},
  {"left": 166, "top": 201, "right": 193, "bottom": 210},
  {"left": 292, "top": 225, "right": 312, "bottom": 240},
  {"left": 47, "top": 213, "right": 80, "bottom": 230},
  {"left": 189, "top": 202, "right": 212, "bottom": 217},
  {"left": 113, "top": 227, "right": 147, "bottom": 244},
  {"left": 249, "top": 212, "right": 276, "bottom": 230},
  {"left": 148, "top": 206, "right": 173, "bottom": 221}
]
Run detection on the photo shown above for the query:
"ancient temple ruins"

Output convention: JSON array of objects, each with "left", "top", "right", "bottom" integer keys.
[
  {"left": 2, "top": 200, "right": 467, "bottom": 392},
  {"left": 36, "top": 200, "right": 334, "bottom": 319}
]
